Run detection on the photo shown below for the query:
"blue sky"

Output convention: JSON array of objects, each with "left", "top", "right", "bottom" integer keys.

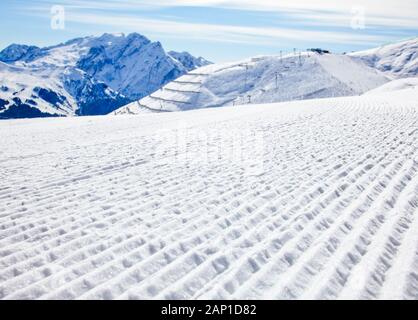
[{"left": 1, "top": 0, "right": 417, "bottom": 62}]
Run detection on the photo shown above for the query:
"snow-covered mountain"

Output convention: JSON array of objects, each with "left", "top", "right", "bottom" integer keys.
[
  {"left": 0, "top": 33, "right": 211, "bottom": 119},
  {"left": 168, "top": 51, "right": 211, "bottom": 72},
  {"left": 3, "top": 35, "right": 417, "bottom": 119},
  {"left": 0, "top": 62, "right": 77, "bottom": 119},
  {"left": 114, "top": 51, "right": 389, "bottom": 115},
  {"left": 350, "top": 37, "right": 418, "bottom": 78},
  {"left": 0, "top": 44, "right": 42, "bottom": 63}
]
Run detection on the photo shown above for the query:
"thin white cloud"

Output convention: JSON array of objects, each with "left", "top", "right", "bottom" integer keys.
[
  {"left": 20, "top": 0, "right": 417, "bottom": 51},
  {"left": 36, "top": 0, "right": 418, "bottom": 29},
  {"left": 58, "top": 11, "right": 394, "bottom": 46}
]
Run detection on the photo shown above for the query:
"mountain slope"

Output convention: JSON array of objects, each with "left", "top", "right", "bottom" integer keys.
[
  {"left": 0, "top": 61, "right": 128, "bottom": 119},
  {"left": 74, "top": 33, "right": 208, "bottom": 101},
  {"left": 350, "top": 37, "right": 418, "bottom": 78},
  {"left": 0, "top": 33, "right": 210, "bottom": 119},
  {"left": 168, "top": 51, "right": 211, "bottom": 71},
  {"left": 0, "top": 44, "right": 42, "bottom": 63},
  {"left": 365, "top": 77, "right": 418, "bottom": 96},
  {"left": 1, "top": 87, "right": 418, "bottom": 300},
  {"left": 0, "top": 62, "right": 76, "bottom": 119},
  {"left": 114, "top": 52, "right": 389, "bottom": 114}
]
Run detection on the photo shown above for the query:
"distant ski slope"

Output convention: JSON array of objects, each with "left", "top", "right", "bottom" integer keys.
[
  {"left": 1, "top": 87, "right": 418, "bottom": 300},
  {"left": 114, "top": 52, "right": 389, "bottom": 115}
]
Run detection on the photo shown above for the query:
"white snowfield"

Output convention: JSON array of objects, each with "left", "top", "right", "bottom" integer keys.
[
  {"left": 1, "top": 88, "right": 418, "bottom": 300},
  {"left": 365, "top": 77, "right": 418, "bottom": 95}
]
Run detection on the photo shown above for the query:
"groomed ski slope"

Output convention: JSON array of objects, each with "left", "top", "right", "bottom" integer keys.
[{"left": 1, "top": 89, "right": 418, "bottom": 300}]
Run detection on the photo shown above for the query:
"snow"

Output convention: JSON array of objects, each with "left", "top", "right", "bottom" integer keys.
[
  {"left": 365, "top": 77, "right": 418, "bottom": 95},
  {"left": 114, "top": 52, "right": 389, "bottom": 115},
  {"left": 0, "top": 33, "right": 210, "bottom": 118},
  {"left": 168, "top": 51, "right": 211, "bottom": 72},
  {"left": 1, "top": 88, "right": 418, "bottom": 300},
  {"left": 350, "top": 37, "right": 418, "bottom": 78},
  {"left": 0, "top": 62, "right": 77, "bottom": 117}
]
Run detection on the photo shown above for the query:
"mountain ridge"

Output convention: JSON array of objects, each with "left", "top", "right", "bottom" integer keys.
[
  {"left": 114, "top": 38, "right": 418, "bottom": 115},
  {"left": 114, "top": 51, "right": 391, "bottom": 115},
  {"left": 0, "top": 32, "right": 211, "bottom": 119},
  {"left": 349, "top": 37, "right": 418, "bottom": 78}
]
